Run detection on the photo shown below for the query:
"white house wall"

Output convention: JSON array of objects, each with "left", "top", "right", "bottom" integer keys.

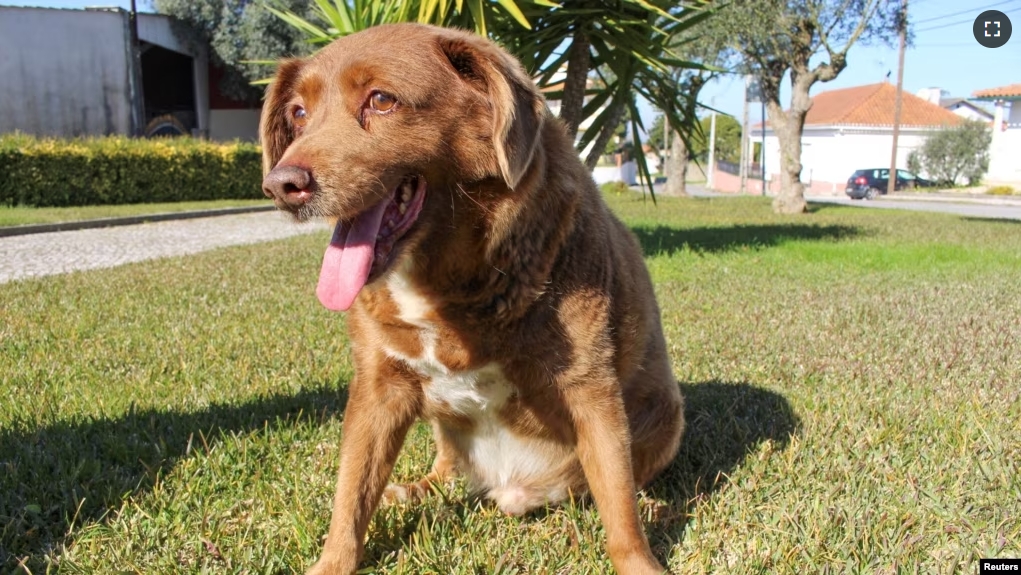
[
  {"left": 762, "top": 127, "right": 939, "bottom": 194},
  {"left": 988, "top": 101, "right": 1020, "bottom": 183},
  {"left": 948, "top": 104, "right": 991, "bottom": 122}
]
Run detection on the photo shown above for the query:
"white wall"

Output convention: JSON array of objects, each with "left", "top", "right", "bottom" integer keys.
[
  {"left": 1008, "top": 102, "right": 1021, "bottom": 125},
  {"left": 988, "top": 102, "right": 1020, "bottom": 183},
  {"left": 764, "top": 127, "right": 937, "bottom": 187},
  {"left": 946, "top": 103, "right": 986, "bottom": 121},
  {"left": 0, "top": 7, "right": 132, "bottom": 136},
  {"left": 592, "top": 161, "right": 636, "bottom": 185},
  {"left": 987, "top": 129, "right": 1021, "bottom": 183}
]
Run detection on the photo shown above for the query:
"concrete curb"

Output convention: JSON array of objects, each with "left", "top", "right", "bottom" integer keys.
[
  {"left": 0, "top": 205, "right": 279, "bottom": 238},
  {"left": 876, "top": 194, "right": 1021, "bottom": 207}
]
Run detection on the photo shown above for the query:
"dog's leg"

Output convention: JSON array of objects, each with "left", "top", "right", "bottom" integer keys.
[
  {"left": 626, "top": 332, "right": 685, "bottom": 489},
  {"left": 306, "top": 366, "right": 421, "bottom": 575},
  {"left": 565, "top": 381, "right": 667, "bottom": 575},
  {"left": 381, "top": 421, "right": 459, "bottom": 504}
]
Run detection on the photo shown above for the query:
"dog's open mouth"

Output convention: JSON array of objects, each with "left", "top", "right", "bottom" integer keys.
[{"left": 316, "top": 176, "right": 427, "bottom": 311}]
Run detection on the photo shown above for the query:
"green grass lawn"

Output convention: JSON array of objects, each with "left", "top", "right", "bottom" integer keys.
[
  {"left": 0, "top": 199, "right": 273, "bottom": 227},
  {"left": 2, "top": 195, "right": 1019, "bottom": 573}
]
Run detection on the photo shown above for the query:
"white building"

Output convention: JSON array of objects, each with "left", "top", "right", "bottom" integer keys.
[
  {"left": 915, "top": 87, "right": 994, "bottom": 122},
  {"left": 758, "top": 82, "right": 964, "bottom": 195},
  {"left": 540, "top": 71, "right": 636, "bottom": 185},
  {"left": 0, "top": 6, "right": 260, "bottom": 141},
  {"left": 972, "top": 83, "right": 1021, "bottom": 185}
]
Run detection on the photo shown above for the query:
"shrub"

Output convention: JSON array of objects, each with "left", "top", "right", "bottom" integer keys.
[
  {"left": 601, "top": 181, "right": 631, "bottom": 196},
  {"left": 0, "top": 134, "right": 263, "bottom": 207},
  {"left": 986, "top": 185, "right": 1016, "bottom": 196},
  {"left": 909, "top": 120, "right": 992, "bottom": 187}
]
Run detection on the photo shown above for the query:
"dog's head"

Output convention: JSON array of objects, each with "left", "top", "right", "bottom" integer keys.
[{"left": 259, "top": 24, "right": 547, "bottom": 311}]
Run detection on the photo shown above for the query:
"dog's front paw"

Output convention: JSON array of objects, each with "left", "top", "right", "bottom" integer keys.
[
  {"left": 305, "top": 556, "right": 357, "bottom": 575},
  {"left": 381, "top": 480, "right": 432, "bottom": 505}
]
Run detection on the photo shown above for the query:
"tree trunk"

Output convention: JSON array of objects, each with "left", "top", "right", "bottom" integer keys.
[
  {"left": 584, "top": 98, "right": 626, "bottom": 169},
  {"left": 766, "top": 83, "right": 811, "bottom": 214},
  {"left": 664, "top": 130, "right": 689, "bottom": 197},
  {"left": 559, "top": 27, "right": 590, "bottom": 141}
]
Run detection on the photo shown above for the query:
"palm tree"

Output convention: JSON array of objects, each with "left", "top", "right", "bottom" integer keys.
[{"left": 266, "top": 0, "right": 712, "bottom": 197}]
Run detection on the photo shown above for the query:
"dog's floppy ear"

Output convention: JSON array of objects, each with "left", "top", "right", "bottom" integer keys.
[
  {"left": 259, "top": 58, "right": 304, "bottom": 175},
  {"left": 438, "top": 36, "right": 546, "bottom": 189}
]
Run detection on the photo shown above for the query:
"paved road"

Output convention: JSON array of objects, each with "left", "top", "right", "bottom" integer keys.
[
  {"left": 805, "top": 196, "right": 1021, "bottom": 221},
  {"left": 670, "top": 184, "right": 1021, "bottom": 221},
  {"left": 0, "top": 211, "right": 327, "bottom": 284}
]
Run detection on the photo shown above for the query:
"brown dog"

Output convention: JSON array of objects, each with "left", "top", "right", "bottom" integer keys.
[{"left": 260, "top": 23, "right": 684, "bottom": 575}]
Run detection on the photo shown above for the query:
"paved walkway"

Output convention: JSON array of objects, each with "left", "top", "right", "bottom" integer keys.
[{"left": 0, "top": 211, "right": 327, "bottom": 284}]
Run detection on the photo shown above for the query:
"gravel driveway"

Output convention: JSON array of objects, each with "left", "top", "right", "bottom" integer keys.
[{"left": 0, "top": 211, "right": 327, "bottom": 284}]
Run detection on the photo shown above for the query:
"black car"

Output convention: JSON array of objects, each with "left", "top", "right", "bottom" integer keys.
[{"left": 845, "top": 169, "right": 936, "bottom": 199}]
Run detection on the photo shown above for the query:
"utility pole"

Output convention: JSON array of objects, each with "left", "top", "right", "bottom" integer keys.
[
  {"left": 887, "top": 0, "right": 907, "bottom": 196},
  {"left": 761, "top": 100, "right": 766, "bottom": 194},
  {"left": 128, "top": 0, "right": 145, "bottom": 137},
  {"left": 706, "top": 111, "right": 717, "bottom": 189},
  {"left": 739, "top": 76, "right": 750, "bottom": 194}
]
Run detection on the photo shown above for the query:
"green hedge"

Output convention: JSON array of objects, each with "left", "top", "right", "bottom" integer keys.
[{"left": 0, "top": 134, "right": 263, "bottom": 207}]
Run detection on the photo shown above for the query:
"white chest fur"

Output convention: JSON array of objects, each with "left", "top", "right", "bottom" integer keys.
[
  {"left": 384, "top": 268, "right": 578, "bottom": 514},
  {"left": 385, "top": 266, "right": 514, "bottom": 414}
]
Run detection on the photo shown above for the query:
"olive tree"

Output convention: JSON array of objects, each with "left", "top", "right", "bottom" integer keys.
[
  {"left": 704, "top": 0, "right": 902, "bottom": 213},
  {"left": 153, "top": 0, "right": 314, "bottom": 103},
  {"left": 907, "top": 120, "right": 992, "bottom": 186}
]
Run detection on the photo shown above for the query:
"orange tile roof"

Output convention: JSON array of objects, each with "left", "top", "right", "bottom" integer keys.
[
  {"left": 972, "top": 83, "right": 1021, "bottom": 99},
  {"left": 803, "top": 82, "right": 962, "bottom": 127}
]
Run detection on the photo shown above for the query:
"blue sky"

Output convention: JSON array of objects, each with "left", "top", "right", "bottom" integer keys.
[
  {"left": 8, "top": 0, "right": 1020, "bottom": 127},
  {"left": 697, "top": 0, "right": 1021, "bottom": 123}
]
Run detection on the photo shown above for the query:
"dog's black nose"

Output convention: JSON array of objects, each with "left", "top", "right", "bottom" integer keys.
[{"left": 262, "top": 164, "right": 313, "bottom": 207}]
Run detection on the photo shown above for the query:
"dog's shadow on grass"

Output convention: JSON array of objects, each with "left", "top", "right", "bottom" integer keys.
[
  {"left": 0, "top": 384, "right": 348, "bottom": 571},
  {"left": 632, "top": 223, "right": 862, "bottom": 256},
  {"left": 643, "top": 380, "right": 800, "bottom": 553},
  {"left": 2, "top": 378, "right": 797, "bottom": 571}
]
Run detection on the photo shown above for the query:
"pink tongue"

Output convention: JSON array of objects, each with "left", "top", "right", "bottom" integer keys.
[{"left": 316, "top": 198, "right": 390, "bottom": 311}]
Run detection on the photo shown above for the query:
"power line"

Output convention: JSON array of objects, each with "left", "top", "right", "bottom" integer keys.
[
  {"left": 914, "top": 3, "right": 1020, "bottom": 35},
  {"left": 913, "top": 42, "right": 983, "bottom": 47},
  {"left": 913, "top": 0, "right": 1018, "bottom": 26},
  {"left": 916, "top": 18, "right": 975, "bottom": 33}
]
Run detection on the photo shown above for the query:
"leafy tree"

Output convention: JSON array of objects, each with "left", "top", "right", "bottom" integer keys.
[
  {"left": 648, "top": 113, "right": 741, "bottom": 183},
  {"left": 907, "top": 120, "right": 991, "bottom": 186},
  {"left": 153, "top": 0, "right": 314, "bottom": 103},
  {"left": 647, "top": 114, "right": 668, "bottom": 153},
  {"left": 664, "top": 72, "right": 725, "bottom": 196},
  {"left": 703, "top": 0, "right": 902, "bottom": 213},
  {"left": 603, "top": 108, "right": 631, "bottom": 157},
  {"left": 650, "top": 4, "right": 728, "bottom": 197},
  {"left": 269, "top": 0, "right": 713, "bottom": 197},
  {"left": 700, "top": 114, "right": 741, "bottom": 163},
  {"left": 650, "top": 113, "right": 742, "bottom": 161}
]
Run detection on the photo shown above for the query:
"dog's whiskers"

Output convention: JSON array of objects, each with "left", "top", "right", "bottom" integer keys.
[{"left": 455, "top": 183, "right": 493, "bottom": 216}]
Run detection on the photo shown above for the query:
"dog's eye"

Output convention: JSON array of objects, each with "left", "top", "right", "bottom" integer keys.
[
  {"left": 292, "top": 106, "right": 308, "bottom": 128},
  {"left": 369, "top": 92, "right": 397, "bottom": 113}
]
